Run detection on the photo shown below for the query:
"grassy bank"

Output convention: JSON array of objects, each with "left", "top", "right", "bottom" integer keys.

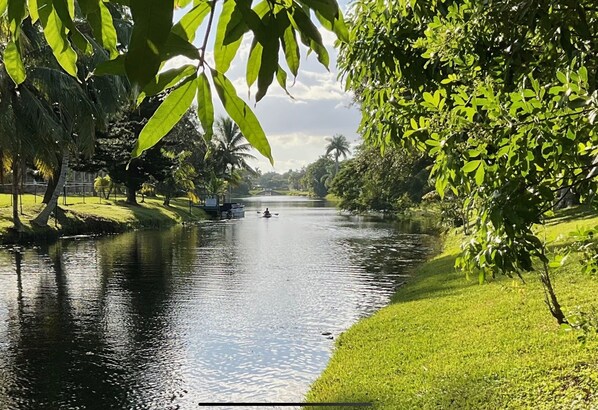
[
  {"left": 307, "top": 211, "right": 598, "bottom": 409},
  {"left": 0, "top": 194, "right": 206, "bottom": 244}
]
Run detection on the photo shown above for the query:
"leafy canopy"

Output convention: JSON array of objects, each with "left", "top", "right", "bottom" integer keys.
[
  {"left": 1, "top": 0, "right": 348, "bottom": 163},
  {"left": 339, "top": 0, "right": 598, "bottom": 281}
]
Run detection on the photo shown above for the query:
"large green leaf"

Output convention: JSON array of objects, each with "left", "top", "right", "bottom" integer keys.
[
  {"left": 196, "top": 72, "right": 214, "bottom": 140},
  {"left": 211, "top": 68, "right": 272, "bottom": 163},
  {"left": 126, "top": 0, "right": 174, "bottom": 89},
  {"left": 276, "top": 65, "right": 294, "bottom": 99},
  {"left": 289, "top": 7, "right": 329, "bottom": 69},
  {"left": 38, "top": 0, "right": 78, "bottom": 77},
  {"left": 4, "top": 40, "right": 26, "bottom": 84},
  {"left": 52, "top": 0, "right": 92, "bottom": 54},
  {"left": 315, "top": 9, "right": 349, "bottom": 43},
  {"left": 132, "top": 75, "right": 198, "bottom": 158},
  {"left": 27, "top": 0, "right": 38, "bottom": 23},
  {"left": 161, "top": 32, "right": 200, "bottom": 61},
  {"left": 280, "top": 19, "right": 300, "bottom": 77},
  {"left": 214, "top": 0, "right": 250, "bottom": 73},
  {"left": 299, "top": 0, "right": 338, "bottom": 21},
  {"left": 79, "top": 0, "right": 119, "bottom": 58},
  {"left": 255, "top": 31, "right": 279, "bottom": 102},
  {"left": 7, "top": 0, "right": 26, "bottom": 36},
  {"left": 172, "top": 0, "right": 211, "bottom": 42},
  {"left": 246, "top": 37, "right": 262, "bottom": 88},
  {"left": 137, "top": 64, "right": 197, "bottom": 104}
]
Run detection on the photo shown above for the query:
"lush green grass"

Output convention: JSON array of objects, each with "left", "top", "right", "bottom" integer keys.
[
  {"left": 307, "top": 211, "right": 598, "bottom": 409},
  {"left": 0, "top": 193, "right": 206, "bottom": 242}
]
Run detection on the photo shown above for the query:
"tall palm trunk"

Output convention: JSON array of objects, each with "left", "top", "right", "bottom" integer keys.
[
  {"left": 43, "top": 169, "right": 60, "bottom": 204},
  {"left": 32, "top": 150, "right": 69, "bottom": 227},
  {"left": 11, "top": 157, "right": 22, "bottom": 230}
]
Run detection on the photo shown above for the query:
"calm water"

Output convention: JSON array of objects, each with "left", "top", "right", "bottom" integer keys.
[{"left": 0, "top": 197, "right": 434, "bottom": 409}]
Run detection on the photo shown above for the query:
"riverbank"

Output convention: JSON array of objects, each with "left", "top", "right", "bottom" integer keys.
[
  {"left": 307, "top": 210, "right": 598, "bottom": 408},
  {"left": 0, "top": 194, "right": 206, "bottom": 244}
]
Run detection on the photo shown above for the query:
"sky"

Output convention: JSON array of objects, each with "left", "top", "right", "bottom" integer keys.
[{"left": 172, "top": 2, "right": 361, "bottom": 174}]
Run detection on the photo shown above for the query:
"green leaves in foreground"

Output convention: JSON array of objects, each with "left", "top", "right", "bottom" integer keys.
[
  {"left": 132, "top": 75, "right": 198, "bottom": 158},
  {"left": 0, "top": 0, "right": 346, "bottom": 168},
  {"left": 133, "top": 68, "right": 271, "bottom": 165},
  {"left": 211, "top": 69, "right": 272, "bottom": 163}
]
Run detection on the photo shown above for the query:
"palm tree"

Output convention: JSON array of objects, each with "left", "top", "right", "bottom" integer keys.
[
  {"left": 30, "top": 11, "right": 130, "bottom": 226},
  {"left": 325, "top": 134, "right": 351, "bottom": 174},
  {"left": 0, "top": 12, "right": 130, "bottom": 228},
  {"left": 211, "top": 116, "right": 257, "bottom": 180}
]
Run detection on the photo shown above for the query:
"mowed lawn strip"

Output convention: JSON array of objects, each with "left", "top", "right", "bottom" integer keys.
[
  {"left": 307, "top": 212, "right": 598, "bottom": 409},
  {"left": 0, "top": 193, "right": 206, "bottom": 241}
]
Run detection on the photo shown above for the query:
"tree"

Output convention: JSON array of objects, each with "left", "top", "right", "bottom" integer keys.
[
  {"left": 339, "top": 0, "right": 598, "bottom": 323},
  {"left": 330, "top": 145, "right": 431, "bottom": 214},
  {"left": 210, "top": 116, "right": 257, "bottom": 181},
  {"left": 1, "top": 0, "right": 347, "bottom": 169},
  {"left": 0, "top": 8, "right": 130, "bottom": 228},
  {"left": 72, "top": 96, "right": 175, "bottom": 204},
  {"left": 284, "top": 168, "right": 306, "bottom": 191},
  {"left": 325, "top": 134, "right": 351, "bottom": 174},
  {"left": 303, "top": 156, "right": 334, "bottom": 198}
]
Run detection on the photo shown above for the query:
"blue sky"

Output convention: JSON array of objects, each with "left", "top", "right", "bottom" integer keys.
[{"left": 172, "top": 2, "right": 360, "bottom": 173}]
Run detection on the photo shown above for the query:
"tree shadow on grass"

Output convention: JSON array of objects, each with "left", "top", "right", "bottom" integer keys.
[{"left": 544, "top": 206, "right": 597, "bottom": 225}]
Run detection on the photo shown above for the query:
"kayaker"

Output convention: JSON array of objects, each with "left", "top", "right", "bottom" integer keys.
[{"left": 263, "top": 208, "right": 271, "bottom": 217}]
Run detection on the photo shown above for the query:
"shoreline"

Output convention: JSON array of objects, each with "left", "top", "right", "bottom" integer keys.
[
  {"left": 0, "top": 196, "right": 207, "bottom": 245},
  {"left": 306, "top": 210, "right": 598, "bottom": 408}
]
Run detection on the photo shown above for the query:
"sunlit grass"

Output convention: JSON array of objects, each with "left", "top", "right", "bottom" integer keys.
[
  {"left": 307, "top": 208, "right": 598, "bottom": 409},
  {"left": 0, "top": 193, "right": 206, "bottom": 241}
]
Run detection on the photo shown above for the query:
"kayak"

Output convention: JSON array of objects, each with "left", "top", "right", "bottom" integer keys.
[{"left": 263, "top": 214, "right": 272, "bottom": 218}]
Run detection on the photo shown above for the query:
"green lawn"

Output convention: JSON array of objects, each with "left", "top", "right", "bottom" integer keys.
[
  {"left": 0, "top": 193, "right": 206, "bottom": 242},
  {"left": 307, "top": 210, "right": 598, "bottom": 409}
]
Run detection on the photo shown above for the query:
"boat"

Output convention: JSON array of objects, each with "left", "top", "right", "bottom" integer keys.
[
  {"left": 222, "top": 202, "right": 245, "bottom": 219},
  {"left": 262, "top": 213, "right": 272, "bottom": 218}
]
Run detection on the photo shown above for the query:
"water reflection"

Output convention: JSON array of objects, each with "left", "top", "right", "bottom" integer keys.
[{"left": 0, "top": 197, "right": 434, "bottom": 408}]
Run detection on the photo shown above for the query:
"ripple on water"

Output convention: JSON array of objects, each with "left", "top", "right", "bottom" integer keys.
[{"left": 0, "top": 205, "right": 435, "bottom": 407}]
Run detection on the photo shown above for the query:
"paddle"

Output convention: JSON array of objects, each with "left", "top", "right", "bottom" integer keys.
[{"left": 256, "top": 211, "right": 279, "bottom": 216}]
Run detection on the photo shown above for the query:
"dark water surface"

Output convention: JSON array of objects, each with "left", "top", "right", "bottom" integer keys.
[{"left": 0, "top": 197, "right": 434, "bottom": 409}]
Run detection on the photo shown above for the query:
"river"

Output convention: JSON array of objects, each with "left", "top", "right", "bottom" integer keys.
[{"left": 0, "top": 197, "right": 434, "bottom": 409}]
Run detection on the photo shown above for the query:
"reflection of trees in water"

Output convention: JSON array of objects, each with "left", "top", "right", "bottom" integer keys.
[
  {"left": 0, "top": 227, "right": 202, "bottom": 408},
  {"left": 339, "top": 231, "right": 434, "bottom": 317}
]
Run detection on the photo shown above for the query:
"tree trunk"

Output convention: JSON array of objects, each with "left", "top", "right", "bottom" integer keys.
[
  {"left": 32, "top": 151, "right": 69, "bottom": 227},
  {"left": 12, "top": 158, "right": 22, "bottom": 230},
  {"left": 163, "top": 195, "right": 171, "bottom": 206},
  {"left": 126, "top": 185, "right": 137, "bottom": 204},
  {"left": 42, "top": 170, "right": 59, "bottom": 204},
  {"left": 540, "top": 261, "right": 568, "bottom": 325}
]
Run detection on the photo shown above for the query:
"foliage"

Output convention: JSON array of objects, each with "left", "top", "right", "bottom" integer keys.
[
  {"left": 302, "top": 156, "right": 334, "bottom": 198},
  {"left": 73, "top": 96, "right": 176, "bottom": 204},
  {"left": 0, "top": 0, "right": 347, "bottom": 165},
  {"left": 339, "top": 0, "right": 598, "bottom": 310},
  {"left": 93, "top": 175, "right": 112, "bottom": 199},
  {"left": 257, "top": 171, "right": 288, "bottom": 190},
  {"left": 331, "top": 144, "right": 431, "bottom": 214},
  {"left": 285, "top": 168, "right": 306, "bottom": 191},
  {"left": 157, "top": 150, "right": 199, "bottom": 205},
  {"left": 325, "top": 133, "right": 351, "bottom": 174},
  {"left": 209, "top": 116, "right": 256, "bottom": 180}
]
